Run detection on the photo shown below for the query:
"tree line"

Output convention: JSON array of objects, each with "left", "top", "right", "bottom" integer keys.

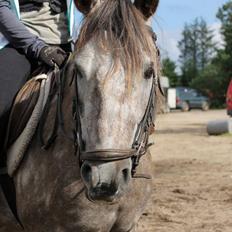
[{"left": 162, "top": 1, "right": 232, "bottom": 107}]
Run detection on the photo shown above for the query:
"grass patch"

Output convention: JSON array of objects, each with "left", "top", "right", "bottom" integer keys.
[{"left": 220, "top": 133, "right": 232, "bottom": 137}]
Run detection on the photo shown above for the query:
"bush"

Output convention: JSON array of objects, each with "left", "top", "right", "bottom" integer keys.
[{"left": 190, "top": 64, "right": 226, "bottom": 108}]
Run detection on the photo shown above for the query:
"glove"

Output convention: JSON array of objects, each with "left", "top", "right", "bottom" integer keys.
[{"left": 39, "top": 46, "right": 68, "bottom": 68}]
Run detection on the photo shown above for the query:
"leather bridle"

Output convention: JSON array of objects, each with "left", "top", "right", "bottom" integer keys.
[
  {"left": 39, "top": 31, "right": 160, "bottom": 180},
  {"left": 73, "top": 67, "right": 158, "bottom": 179}
]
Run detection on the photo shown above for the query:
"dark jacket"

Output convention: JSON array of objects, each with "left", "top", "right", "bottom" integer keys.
[
  {"left": 19, "top": 0, "right": 67, "bottom": 14},
  {"left": 0, "top": 0, "right": 45, "bottom": 58},
  {"left": 0, "top": 0, "right": 67, "bottom": 58}
]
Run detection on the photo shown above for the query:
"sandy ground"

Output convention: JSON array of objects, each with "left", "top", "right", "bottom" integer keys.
[{"left": 137, "top": 110, "right": 232, "bottom": 232}]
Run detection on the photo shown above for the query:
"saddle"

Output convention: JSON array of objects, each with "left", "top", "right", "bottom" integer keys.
[
  {"left": 0, "top": 70, "right": 55, "bottom": 229},
  {"left": 4, "top": 71, "right": 53, "bottom": 176}
]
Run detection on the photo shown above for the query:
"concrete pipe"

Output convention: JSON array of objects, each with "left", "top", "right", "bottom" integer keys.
[{"left": 207, "top": 119, "right": 232, "bottom": 135}]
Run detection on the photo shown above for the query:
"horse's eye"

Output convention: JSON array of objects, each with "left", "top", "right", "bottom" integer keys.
[{"left": 144, "top": 66, "right": 154, "bottom": 79}]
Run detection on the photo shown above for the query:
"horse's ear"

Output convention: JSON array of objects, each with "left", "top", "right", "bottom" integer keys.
[
  {"left": 134, "top": 0, "right": 159, "bottom": 19},
  {"left": 74, "top": 0, "right": 92, "bottom": 14}
]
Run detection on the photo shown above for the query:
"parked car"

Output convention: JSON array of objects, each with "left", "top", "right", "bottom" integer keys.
[
  {"left": 176, "top": 87, "right": 210, "bottom": 112},
  {"left": 226, "top": 80, "right": 232, "bottom": 117}
]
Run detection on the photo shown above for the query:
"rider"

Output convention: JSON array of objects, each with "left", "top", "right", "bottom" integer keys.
[{"left": 0, "top": 0, "right": 78, "bottom": 166}]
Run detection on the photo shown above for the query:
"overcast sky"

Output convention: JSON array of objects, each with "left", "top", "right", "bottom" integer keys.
[{"left": 154, "top": 0, "right": 228, "bottom": 63}]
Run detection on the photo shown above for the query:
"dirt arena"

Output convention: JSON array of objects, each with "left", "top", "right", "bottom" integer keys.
[{"left": 137, "top": 110, "right": 232, "bottom": 232}]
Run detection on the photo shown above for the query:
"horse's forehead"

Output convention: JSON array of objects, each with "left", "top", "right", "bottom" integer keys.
[
  {"left": 75, "top": 40, "right": 151, "bottom": 68},
  {"left": 75, "top": 42, "right": 102, "bottom": 80},
  {"left": 74, "top": 39, "right": 154, "bottom": 86},
  {"left": 75, "top": 42, "right": 115, "bottom": 80}
]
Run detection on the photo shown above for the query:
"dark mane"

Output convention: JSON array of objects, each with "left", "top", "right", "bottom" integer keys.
[{"left": 75, "top": 0, "right": 158, "bottom": 79}]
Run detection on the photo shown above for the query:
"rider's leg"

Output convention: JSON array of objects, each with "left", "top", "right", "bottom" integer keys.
[{"left": 0, "top": 45, "right": 32, "bottom": 166}]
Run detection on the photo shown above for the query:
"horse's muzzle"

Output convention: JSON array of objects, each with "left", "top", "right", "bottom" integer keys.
[{"left": 81, "top": 159, "right": 132, "bottom": 202}]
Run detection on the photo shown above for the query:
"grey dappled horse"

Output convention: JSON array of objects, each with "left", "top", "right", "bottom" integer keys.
[{"left": 0, "top": 0, "right": 160, "bottom": 231}]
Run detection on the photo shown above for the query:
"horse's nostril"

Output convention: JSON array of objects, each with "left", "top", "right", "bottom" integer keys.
[
  {"left": 81, "top": 162, "right": 92, "bottom": 183},
  {"left": 122, "top": 168, "right": 130, "bottom": 184}
]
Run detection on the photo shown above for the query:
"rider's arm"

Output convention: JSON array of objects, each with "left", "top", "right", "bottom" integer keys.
[{"left": 0, "top": 0, "right": 46, "bottom": 58}]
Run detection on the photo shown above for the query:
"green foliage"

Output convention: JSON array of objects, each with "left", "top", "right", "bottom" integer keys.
[
  {"left": 190, "top": 64, "right": 225, "bottom": 107},
  {"left": 216, "top": 1, "right": 232, "bottom": 94},
  {"left": 161, "top": 58, "right": 179, "bottom": 87},
  {"left": 178, "top": 18, "right": 216, "bottom": 86},
  {"left": 217, "top": 1, "right": 232, "bottom": 55}
]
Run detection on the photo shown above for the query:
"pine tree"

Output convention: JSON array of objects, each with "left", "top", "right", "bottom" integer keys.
[
  {"left": 178, "top": 18, "right": 215, "bottom": 86},
  {"left": 178, "top": 24, "right": 195, "bottom": 85},
  {"left": 198, "top": 19, "right": 215, "bottom": 70}
]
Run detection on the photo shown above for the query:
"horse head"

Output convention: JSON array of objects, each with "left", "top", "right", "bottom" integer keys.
[{"left": 71, "top": 0, "right": 160, "bottom": 203}]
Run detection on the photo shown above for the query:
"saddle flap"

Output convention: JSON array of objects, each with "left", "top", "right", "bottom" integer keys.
[
  {"left": 5, "top": 72, "right": 52, "bottom": 176},
  {"left": 5, "top": 78, "right": 41, "bottom": 148}
]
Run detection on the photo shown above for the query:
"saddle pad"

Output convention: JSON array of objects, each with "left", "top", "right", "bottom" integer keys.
[{"left": 7, "top": 73, "right": 52, "bottom": 176}]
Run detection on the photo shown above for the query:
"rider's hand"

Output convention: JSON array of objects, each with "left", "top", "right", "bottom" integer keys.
[{"left": 39, "top": 46, "right": 68, "bottom": 68}]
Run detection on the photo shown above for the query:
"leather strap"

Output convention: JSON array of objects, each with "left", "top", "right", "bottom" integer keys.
[{"left": 80, "top": 149, "right": 136, "bottom": 162}]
